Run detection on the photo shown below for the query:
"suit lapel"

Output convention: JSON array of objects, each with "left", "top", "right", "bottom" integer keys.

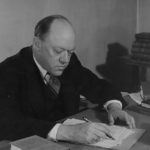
[
  {"left": 20, "top": 47, "right": 80, "bottom": 118},
  {"left": 59, "top": 78, "right": 80, "bottom": 116},
  {"left": 20, "top": 47, "right": 56, "bottom": 118}
]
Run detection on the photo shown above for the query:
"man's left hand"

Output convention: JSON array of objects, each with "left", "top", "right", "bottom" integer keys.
[{"left": 107, "top": 104, "right": 136, "bottom": 129}]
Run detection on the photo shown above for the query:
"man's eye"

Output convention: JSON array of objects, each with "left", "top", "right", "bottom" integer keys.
[{"left": 54, "top": 48, "right": 63, "bottom": 54}]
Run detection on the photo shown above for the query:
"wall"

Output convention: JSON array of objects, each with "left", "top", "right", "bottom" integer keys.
[
  {"left": 0, "top": 0, "right": 47, "bottom": 61},
  {"left": 0, "top": 0, "right": 137, "bottom": 76},
  {"left": 43, "top": 0, "right": 137, "bottom": 76},
  {"left": 138, "top": 0, "right": 150, "bottom": 32}
]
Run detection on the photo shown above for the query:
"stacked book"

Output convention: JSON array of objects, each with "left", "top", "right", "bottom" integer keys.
[
  {"left": 131, "top": 32, "right": 150, "bottom": 62},
  {"left": 11, "top": 135, "right": 69, "bottom": 150}
]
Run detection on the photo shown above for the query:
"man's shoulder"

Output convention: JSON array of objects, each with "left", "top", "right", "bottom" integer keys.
[
  {"left": 0, "top": 46, "right": 32, "bottom": 72},
  {"left": 70, "top": 53, "right": 78, "bottom": 61},
  {"left": 61, "top": 53, "right": 83, "bottom": 80},
  {"left": 68, "top": 53, "right": 81, "bottom": 67}
]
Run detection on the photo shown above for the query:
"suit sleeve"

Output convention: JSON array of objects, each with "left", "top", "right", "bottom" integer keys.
[
  {"left": 0, "top": 64, "right": 55, "bottom": 141},
  {"left": 67, "top": 54, "right": 126, "bottom": 108}
]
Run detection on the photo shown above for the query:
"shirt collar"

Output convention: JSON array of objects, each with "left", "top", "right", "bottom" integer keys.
[{"left": 33, "top": 55, "right": 47, "bottom": 78}]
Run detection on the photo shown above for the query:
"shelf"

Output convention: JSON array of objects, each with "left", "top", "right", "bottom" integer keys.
[{"left": 122, "top": 56, "right": 150, "bottom": 67}]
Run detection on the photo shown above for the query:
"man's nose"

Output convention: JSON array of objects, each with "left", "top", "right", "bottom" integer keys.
[{"left": 59, "top": 51, "right": 70, "bottom": 64}]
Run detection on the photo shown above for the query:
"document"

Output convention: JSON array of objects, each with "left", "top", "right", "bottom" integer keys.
[{"left": 63, "top": 118, "right": 144, "bottom": 149}]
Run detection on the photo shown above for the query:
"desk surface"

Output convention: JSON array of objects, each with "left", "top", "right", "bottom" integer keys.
[
  {"left": 60, "top": 106, "right": 150, "bottom": 150},
  {"left": 0, "top": 106, "right": 150, "bottom": 150}
]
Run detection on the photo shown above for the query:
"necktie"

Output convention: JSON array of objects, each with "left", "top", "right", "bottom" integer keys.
[{"left": 44, "top": 72, "right": 61, "bottom": 95}]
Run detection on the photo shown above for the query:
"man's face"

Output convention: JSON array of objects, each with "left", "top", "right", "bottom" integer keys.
[{"left": 38, "top": 20, "right": 76, "bottom": 76}]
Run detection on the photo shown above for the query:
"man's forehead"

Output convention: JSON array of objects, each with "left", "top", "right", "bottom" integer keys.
[{"left": 49, "top": 20, "right": 75, "bottom": 38}]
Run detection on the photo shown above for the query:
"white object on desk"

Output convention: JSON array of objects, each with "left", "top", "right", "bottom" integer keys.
[
  {"left": 63, "top": 118, "right": 134, "bottom": 148},
  {"left": 129, "top": 92, "right": 143, "bottom": 104},
  {"left": 63, "top": 118, "right": 145, "bottom": 149}
]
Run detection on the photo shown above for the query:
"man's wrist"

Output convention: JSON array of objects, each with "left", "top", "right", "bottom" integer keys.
[
  {"left": 56, "top": 124, "right": 75, "bottom": 142},
  {"left": 47, "top": 123, "right": 61, "bottom": 141}
]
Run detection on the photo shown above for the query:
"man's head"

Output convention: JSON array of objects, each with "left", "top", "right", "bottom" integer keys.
[{"left": 33, "top": 15, "right": 76, "bottom": 76}]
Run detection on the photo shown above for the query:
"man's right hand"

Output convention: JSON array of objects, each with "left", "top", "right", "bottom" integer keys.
[{"left": 56, "top": 122, "right": 113, "bottom": 144}]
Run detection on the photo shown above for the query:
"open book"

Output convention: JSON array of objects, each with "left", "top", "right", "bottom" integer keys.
[{"left": 63, "top": 118, "right": 144, "bottom": 149}]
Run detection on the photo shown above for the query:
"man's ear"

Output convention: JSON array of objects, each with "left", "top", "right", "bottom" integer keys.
[{"left": 33, "top": 37, "right": 41, "bottom": 52}]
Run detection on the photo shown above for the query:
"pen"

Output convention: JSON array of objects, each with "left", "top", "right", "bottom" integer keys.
[
  {"left": 82, "top": 116, "right": 115, "bottom": 140},
  {"left": 82, "top": 117, "right": 92, "bottom": 123}
]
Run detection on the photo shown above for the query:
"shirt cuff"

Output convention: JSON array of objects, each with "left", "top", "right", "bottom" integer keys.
[
  {"left": 103, "top": 100, "right": 122, "bottom": 111},
  {"left": 48, "top": 123, "right": 61, "bottom": 141}
]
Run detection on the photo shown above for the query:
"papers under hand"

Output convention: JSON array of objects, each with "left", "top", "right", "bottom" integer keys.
[
  {"left": 92, "top": 125, "right": 134, "bottom": 148},
  {"left": 82, "top": 116, "right": 115, "bottom": 140},
  {"left": 63, "top": 118, "right": 144, "bottom": 149}
]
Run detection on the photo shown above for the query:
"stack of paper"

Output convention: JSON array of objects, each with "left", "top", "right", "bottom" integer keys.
[
  {"left": 63, "top": 118, "right": 135, "bottom": 148},
  {"left": 92, "top": 125, "right": 134, "bottom": 148}
]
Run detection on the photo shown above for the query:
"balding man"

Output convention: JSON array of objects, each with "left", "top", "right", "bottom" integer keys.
[{"left": 0, "top": 15, "right": 135, "bottom": 144}]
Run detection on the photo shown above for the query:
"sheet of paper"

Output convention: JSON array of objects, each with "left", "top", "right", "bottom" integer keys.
[
  {"left": 129, "top": 93, "right": 143, "bottom": 104},
  {"left": 63, "top": 118, "right": 136, "bottom": 148}
]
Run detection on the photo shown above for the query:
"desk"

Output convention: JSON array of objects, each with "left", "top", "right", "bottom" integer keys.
[
  {"left": 60, "top": 106, "right": 150, "bottom": 150},
  {"left": 0, "top": 106, "right": 150, "bottom": 150}
]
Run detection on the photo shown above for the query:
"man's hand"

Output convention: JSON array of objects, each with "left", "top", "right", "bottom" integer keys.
[
  {"left": 107, "top": 103, "right": 136, "bottom": 128},
  {"left": 56, "top": 122, "right": 114, "bottom": 144}
]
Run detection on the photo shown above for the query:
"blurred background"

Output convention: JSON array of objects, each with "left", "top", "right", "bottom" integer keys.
[{"left": 0, "top": 0, "right": 150, "bottom": 92}]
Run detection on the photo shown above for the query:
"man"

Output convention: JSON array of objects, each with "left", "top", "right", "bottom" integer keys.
[{"left": 0, "top": 15, "right": 135, "bottom": 144}]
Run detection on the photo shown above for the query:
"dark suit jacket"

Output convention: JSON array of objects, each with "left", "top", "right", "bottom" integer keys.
[{"left": 0, "top": 46, "right": 125, "bottom": 140}]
